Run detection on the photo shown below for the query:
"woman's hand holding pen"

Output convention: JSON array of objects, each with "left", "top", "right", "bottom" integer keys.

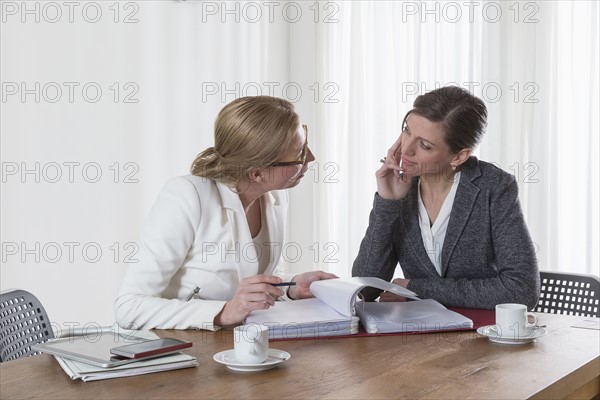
[
  {"left": 287, "top": 271, "right": 338, "bottom": 300},
  {"left": 377, "top": 134, "right": 411, "bottom": 200},
  {"left": 214, "top": 275, "right": 284, "bottom": 327}
]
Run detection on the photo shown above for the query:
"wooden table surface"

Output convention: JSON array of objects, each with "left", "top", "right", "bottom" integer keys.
[{"left": 1, "top": 313, "right": 599, "bottom": 399}]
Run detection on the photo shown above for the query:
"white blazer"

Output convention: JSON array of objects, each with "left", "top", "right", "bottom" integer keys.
[{"left": 114, "top": 175, "right": 288, "bottom": 330}]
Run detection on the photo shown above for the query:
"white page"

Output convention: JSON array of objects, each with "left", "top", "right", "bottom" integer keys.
[
  {"left": 247, "top": 298, "right": 349, "bottom": 326},
  {"left": 310, "top": 277, "right": 419, "bottom": 317},
  {"left": 308, "top": 279, "right": 363, "bottom": 317},
  {"left": 80, "top": 361, "right": 198, "bottom": 382},
  {"left": 60, "top": 352, "right": 196, "bottom": 374},
  {"left": 571, "top": 318, "right": 600, "bottom": 330},
  {"left": 351, "top": 277, "right": 418, "bottom": 299}
]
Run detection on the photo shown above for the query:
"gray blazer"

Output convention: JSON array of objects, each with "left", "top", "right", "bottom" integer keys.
[{"left": 352, "top": 157, "right": 540, "bottom": 310}]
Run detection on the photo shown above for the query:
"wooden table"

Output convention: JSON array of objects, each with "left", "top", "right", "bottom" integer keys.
[{"left": 1, "top": 313, "right": 599, "bottom": 399}]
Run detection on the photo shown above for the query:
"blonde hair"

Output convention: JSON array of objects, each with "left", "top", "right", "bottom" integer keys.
[{"left": 190, "top": 96, "right": 300, "bottom": 188}]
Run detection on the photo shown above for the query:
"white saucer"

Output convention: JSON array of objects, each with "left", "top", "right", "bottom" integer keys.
[
  {"left": 213, "top": 349, "right": 291, "bottom": 372},
  {"left": 477, "top": 325, "right": 547, "bottom": 345}
]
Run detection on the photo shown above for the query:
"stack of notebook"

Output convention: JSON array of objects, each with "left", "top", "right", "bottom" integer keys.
[{"left": 32, "top": 329, "right": 197, "bottom": 382}]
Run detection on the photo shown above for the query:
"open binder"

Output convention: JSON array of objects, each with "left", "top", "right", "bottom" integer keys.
[{"left": 246, "top": 277, "right": 472, "bottom": 339}]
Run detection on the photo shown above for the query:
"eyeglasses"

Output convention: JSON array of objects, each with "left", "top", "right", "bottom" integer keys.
[{"left": 269, "top": 125, "right": 309, "bottom": 167}]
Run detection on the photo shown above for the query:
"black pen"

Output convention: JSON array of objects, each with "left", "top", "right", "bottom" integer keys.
[{"left": 272, "top": 282, "right": 296, "bottom": 287}]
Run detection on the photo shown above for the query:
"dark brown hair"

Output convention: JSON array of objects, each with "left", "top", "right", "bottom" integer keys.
[{"left": 403, "top": 86, "right": 488, "bottom": 153}]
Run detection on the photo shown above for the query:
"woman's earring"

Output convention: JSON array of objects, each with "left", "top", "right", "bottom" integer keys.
[{"left": 451, "top": 164, "right": 457, "bottom": 171}]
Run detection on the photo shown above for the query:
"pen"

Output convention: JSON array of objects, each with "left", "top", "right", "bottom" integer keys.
[
  {"left": 380, "top": 157, "right": 404, "bottom": 177},
  {"left": 272, "top": 282, "right": 296, "bottom": 287},
  {"left": 186, "top": 286, "right": 201, "bottom": 301}
]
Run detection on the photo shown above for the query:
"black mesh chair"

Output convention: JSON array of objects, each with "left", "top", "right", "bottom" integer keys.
[
  {"left": 534, "top": 271, "right": 600, "bottom": 318},
  {"left": 0, "top": 289, "right": 54, "bottom": 362}
]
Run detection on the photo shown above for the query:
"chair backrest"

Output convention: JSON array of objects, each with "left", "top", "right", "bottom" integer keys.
[
  {"left": 534, "top": 271, "right": 600, "bottom": 318},
  {"left": 0, "top": 289, "right": 54, "bottom": 362}
]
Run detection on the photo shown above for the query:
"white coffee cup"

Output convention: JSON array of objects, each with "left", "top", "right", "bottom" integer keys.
[
  {"left": 233, "top": 324, "right": 269, "bottom": 364},
  {"left": 489, "top": 303, "right": 538, "bottom": 338}
]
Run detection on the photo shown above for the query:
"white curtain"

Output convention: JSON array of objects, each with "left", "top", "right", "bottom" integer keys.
[
  {"left": 312, "top": 0, "right": 599, "bottom": 277},
  {"left": 1, "top": 1, "right": 293, "bottom": 326},
  {"left": 2, "top": 0, "right": 598, "bottom": 328}
]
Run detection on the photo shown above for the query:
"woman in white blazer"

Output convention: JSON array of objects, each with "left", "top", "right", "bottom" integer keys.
[{"left": 114, "top": 96, "right": 336, "bottom": 331}]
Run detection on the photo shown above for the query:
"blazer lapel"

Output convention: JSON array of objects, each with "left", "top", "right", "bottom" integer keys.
[
  {"left": 263, "top": 191, "right": 284, "bottom": 274},
  {"left": 440, "top": 157, "right": 481, "bottom": 277},
  {"left": 215, "top": 182, "right": 259, "bottom": 279}
]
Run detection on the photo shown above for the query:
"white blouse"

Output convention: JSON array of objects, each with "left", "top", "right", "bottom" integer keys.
[{"left": 417, "top": 172, "right": 461, "bottom": 276}]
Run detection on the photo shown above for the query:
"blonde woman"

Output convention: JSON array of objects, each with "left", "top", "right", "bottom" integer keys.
[{"left": 115, "top": 96, "right": 335, "bottom": 330}]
